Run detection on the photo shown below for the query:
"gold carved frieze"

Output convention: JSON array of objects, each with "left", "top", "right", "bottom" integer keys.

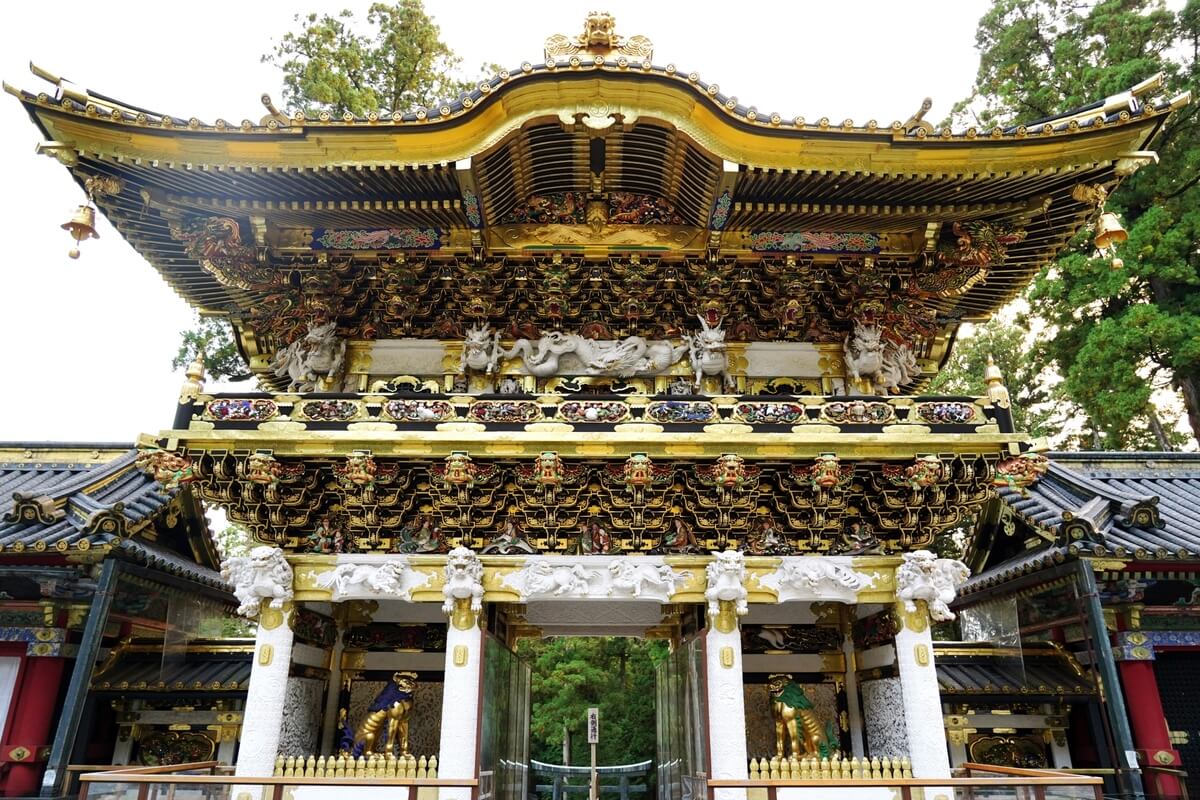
[{"left": 180, "top": 447, "right": 1004, "bottom": 558}]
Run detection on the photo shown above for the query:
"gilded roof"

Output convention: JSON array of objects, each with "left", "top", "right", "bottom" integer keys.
[{"left": 4, "top": 15, "right": 1188, "bottom": 387}]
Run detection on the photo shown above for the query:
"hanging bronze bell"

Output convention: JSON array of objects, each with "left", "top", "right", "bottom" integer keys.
[
  {"left": 1094, "top": 212, "right": 1128, "bottom": 251},
  {"left": 61, "top": 204, "right": 99, "bottom": 259}
]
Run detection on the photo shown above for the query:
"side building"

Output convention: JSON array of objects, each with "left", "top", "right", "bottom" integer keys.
[
  {"left": 957, "top": 452, "right": 1200, "bottom": 799},
  {"left": 0, "top": 444, "right": 242, "bottom": 796}
]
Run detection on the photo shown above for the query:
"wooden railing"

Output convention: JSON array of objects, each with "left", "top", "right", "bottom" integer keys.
[
  {"left": 78, "top": 761, "right": 477, "bottom": 800},
  {"left": 707, "top": 762, "right": 1104, "bottom": 800}
]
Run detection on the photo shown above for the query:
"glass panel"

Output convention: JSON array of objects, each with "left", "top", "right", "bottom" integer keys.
[
  {"left": 481, "top": 634, "right": 533, "bottom": 800},
  {"left": 655, "top": 635, "right": 707, "bottom": 800}
]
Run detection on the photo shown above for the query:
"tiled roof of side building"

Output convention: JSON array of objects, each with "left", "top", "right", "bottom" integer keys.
[
  {"left": 963, "top": 452, "right": 1200, "bottom": 596},
  {"left": 0, "top": 444, "right": 225, "bottom": 587}
]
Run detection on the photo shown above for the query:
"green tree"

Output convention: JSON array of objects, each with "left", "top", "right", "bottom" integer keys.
[
  {"left": 516, "top": 637, "right": 666, "bottom": 767},
  {"left": 172, "top": 314, "right": 251, "bottom": 382},
  {"left": 263, "top": 1, "right": 480, "bottom": 117},
  {"left": 952, "top": 0, "right": 1200, "bottom": 448},
  {"left": 176, "top": 1, "right": 487, "bottom": 374}
]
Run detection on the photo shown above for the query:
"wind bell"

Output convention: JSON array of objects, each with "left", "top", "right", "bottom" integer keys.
[
  {"left": 61, "top": 203, "right": 98, "bottom": 259},
  {"left": 1072, "top": 183, "right": 1128, "bottom": 270}
]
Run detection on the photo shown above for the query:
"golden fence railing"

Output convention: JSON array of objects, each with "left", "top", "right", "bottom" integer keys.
[
  {"left": 78, "top": 761, "right": 478, "bottom": 800},
  {"left": 706, "top": 762, "right": 1105, "bottom": 800}
]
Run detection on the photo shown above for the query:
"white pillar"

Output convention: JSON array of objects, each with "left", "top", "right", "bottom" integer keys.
[
  {"left": 320, "top": 613, "right": 346, "bottom": 755},
  {"left": 438, "top": 605, "right": 484, "bottom": 800},
  {"left": 893, "top": 602, "right": 951, "bottom": 778},
  {"left": 236, "top": 604, "right": 295, "bottom": 777},
  {"left": 705, "top": 603, "right": 748, "bottom": 800}
]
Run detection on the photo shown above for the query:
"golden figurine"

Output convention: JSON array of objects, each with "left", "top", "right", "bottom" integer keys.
[
  {"left": 768, "top": 673, "right": 839, "bottom": 760},
  {"left": 348, "top": 671, "right": 418, "bottom": 757}
]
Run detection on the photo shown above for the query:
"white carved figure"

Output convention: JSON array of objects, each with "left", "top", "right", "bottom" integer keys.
[
  {"left": 775, "top": 558, "right": 866, "bottom": 594},
  {"left": 221, "top": 545, "right": 293, "bottom": 617},
  {"left": 499, "top": 331, "right": 690, "bottom": 378},
  {"left": 461, "top": 324, "right": 501, "bottom": 375},
  {"left": 523, "top": 561, "right": 598, "bottom": 597},
  {"left": 895, "top": 550, "right": 971, "bottom": 622},
  {"left": 608, "top": 560, "right": 686, "bottom": 598},
  {"left": 270, "top": 321, "right": 347, "bottom": 392},
  {"left": 843, "top": 322, "right": 919, "bottom": 395},
  {"left": 705, "top": 549, "right": 748, "bottom": 617},
  {"left": 316, "top": 561, "right": 409, "bottom": 597},
  {"left": 441, "top": 546, "right": 484, "bottom": 616},
  {"left": 686, "top": 315, "right": 734, "bottom": 391}
]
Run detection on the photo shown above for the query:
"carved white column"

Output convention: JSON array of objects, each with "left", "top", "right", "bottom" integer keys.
[
  {"left": 892, "top": 551, "right": 968, "bottom": 779},
  {"left": 221, "top": 546, "right": 296, "bottom": 778},
  {"left": 438, "top": 548, "right": 485, "bottom": 800},
  {"left": 704, "top": 551, "right": 748, "bottom": 800},
  {"left": 235, "top": 603, "right": 295, "bottom": 776},
  {"left": 705, "top": 611, "right": 748, "bottom": 798}
]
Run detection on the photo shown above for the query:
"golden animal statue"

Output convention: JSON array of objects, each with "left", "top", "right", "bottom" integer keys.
[
  {"left": 768, "top": 673, "right": 839, "bottom": 760},
  {"left": 348, "top": 671, "right": 417, "bottom": 757}
]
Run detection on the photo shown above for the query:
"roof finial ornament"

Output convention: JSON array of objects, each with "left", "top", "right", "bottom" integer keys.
[
  {"left": 180, "top": 351, "right": 206, "bottom": 404},
  {"left": 544, "top": 12, "right": 654, "bottom": 63},
  {"left": 902, "top": 97, "right": 934, "bottom": 135},
  {"left": 984, "top": 353, "right": 1010, "bottom": 409}
]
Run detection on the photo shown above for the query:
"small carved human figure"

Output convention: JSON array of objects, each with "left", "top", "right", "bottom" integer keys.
[
  {"left": 348, "top": 671, "right": 417, "bottom": 757},
  {"left": 768, "top": 673, "right": 838, "bottom": 760},
  {"left": 835, "top": 521, "right": 882, "bottom": 555},
  {"left": 657, "top": 516, "right": 702, "bottom": 554},
  {"left": 564, "top": 521, "right": 611, "bottom": 554},
  {"left": 498, "top": 375, "right": 524, "bottom": 395},
  {"left": 481, "top": 516, "right": 537, "bottom": 555},
  {"left": 744, "top": 518, "right": 791, "bottom": 555},
  {"left": 391, "top": 515, "right": 443, "bottom": 554}
]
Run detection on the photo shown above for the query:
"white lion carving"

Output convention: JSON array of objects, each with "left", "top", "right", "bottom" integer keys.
[
  {"left": 705, "top": 549, "right": 748, "bottom": 618},
  {"left": 895, "top": 550, "right": 970, "bottom": 622},
  {"left": 776, "top": 559, "right": 867, "bottom": 594},
  {"left": 442, "top": 546, "right": 484, "bottom": 616},
  {"left": 221, "top": 545, "right": 293, "bottom": 617},
  {"left": 316, "top": 562, "right": 409, "bottom": 597},
  {"left": 270, "top": 321, "right": 347, "bottom": 392},
  {"left": 523, "top": 562, "right": 598, "bottom": 597},
  {"left": 608, "top": 560, "right": 686, "bottom": 598}
]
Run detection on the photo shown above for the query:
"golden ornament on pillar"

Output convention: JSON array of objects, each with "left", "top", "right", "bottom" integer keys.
[
  {"left": 1093, "top": 212, "right": 1128, "bottom": 251},
  {"left": 62, "top": 203, "right": 99, "bottom": 259}
]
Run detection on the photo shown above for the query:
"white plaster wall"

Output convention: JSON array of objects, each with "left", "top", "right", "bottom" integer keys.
[{"left": 368, "top": 340, "right": 448, "bottom": 378}]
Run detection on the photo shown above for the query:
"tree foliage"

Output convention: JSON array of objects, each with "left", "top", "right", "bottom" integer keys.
[
  {"left": 952, "top": 0, "right": 1200, "bottom": 448},
  {"left": 263, "top": 1, "right": 479, "bottom": 117},
  {"left": 172, "top": 315, "right": 251, "bottom": 382},
  {"left": 516, "top": 637, "right": 666, "bottom": 767}
]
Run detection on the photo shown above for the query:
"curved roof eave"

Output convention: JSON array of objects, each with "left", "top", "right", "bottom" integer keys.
[{"left": 7, "top": 66, "right": 1179, "bottom": 178}]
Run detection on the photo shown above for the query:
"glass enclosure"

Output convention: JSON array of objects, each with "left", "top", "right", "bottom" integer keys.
[
  {"left": 481, "top": 634, "right": 533, "bottom": 800},
  {"left": 655, "top": 635, "right": 707, "bottom": 800}
]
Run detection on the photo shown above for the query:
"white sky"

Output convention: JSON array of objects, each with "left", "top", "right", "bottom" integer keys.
[{"left": 0, "top": 0, "right": 991, "bottom": 443}]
